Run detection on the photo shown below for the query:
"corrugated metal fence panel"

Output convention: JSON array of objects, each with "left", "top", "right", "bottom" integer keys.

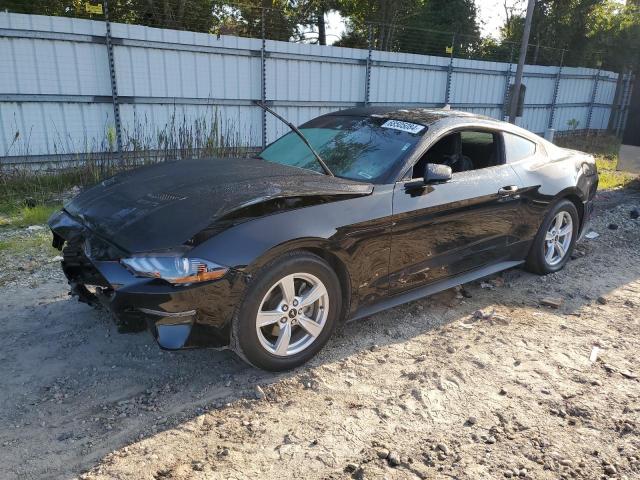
[
  {"left": 596, "top": 71, "right": 618, "bottom": 104},
  {"left": 111, "top": 24, "right": 262, "bottom": 99},
  {"left": 450, "top": 58, "right": 506, "bottom": 107},
  {"left": 0, "top": 14, "right": 114, "bottom": 156},
  {"left": 268, "top": 105, "right": 342, "bottom": 142},
  {"left": 0, "top": 102, "right": 113, "bottom": 157},
  {"left": 267, "top": 41, "right": 366, "bottom": 104},
  {"left": 0, "top": 11, "right": 104, "bottom": 35},
  {"left": 369, "top": 51, "right": 449, "bottom": 104},
  {"left": 0, "top": 12, "right": 623, "bottom": 160}
]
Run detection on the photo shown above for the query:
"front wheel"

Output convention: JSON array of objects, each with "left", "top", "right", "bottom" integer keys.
[
  {"left": 526, "top": 199, "right": 579, "bottom": 275},
  {"left": 230, "top": 252, "right": 341, "bottom": 371}
]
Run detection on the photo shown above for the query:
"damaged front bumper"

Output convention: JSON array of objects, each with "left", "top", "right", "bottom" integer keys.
[{"left": 50, "top": 211, "right": 244, "bottom": 350}]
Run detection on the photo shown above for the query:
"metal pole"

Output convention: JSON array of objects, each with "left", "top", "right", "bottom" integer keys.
[
  {"left": 502, "top": 45, "right": 514, "bottom": 121},
  {"left": 364, "top": 24, "right": 373, "bottom": 106},
  {"left": 586, "top": 66, "right": 601, "bottom": 134},
  {"left": 260, "top": 6, "right": 267, "bottom": 149},
  {"left": 620, "top": 74, "right": 634, "bottom": 137},
  {"left": 547, "top": 49, "right": 564, "bottom": 130},
  {"left": 508, "top": 0, "right": 535, "bottom": 123},
  {"left": 103, "top": 0, "right": 123, "bottom": 157},
  {"left": 444, "top": 33, "right": 456, "bottom": 106},
  {"left": 615, "top": 70, "right": 630, "bottom": 137}
]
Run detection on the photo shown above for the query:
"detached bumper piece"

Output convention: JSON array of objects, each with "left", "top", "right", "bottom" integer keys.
[{"left": 51, "top": 213, "right": 240, "bottom": 350}]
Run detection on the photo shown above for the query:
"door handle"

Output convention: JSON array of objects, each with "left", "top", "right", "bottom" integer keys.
[{"left": 498, "top": 185, "right": 519, "bottom": 197}]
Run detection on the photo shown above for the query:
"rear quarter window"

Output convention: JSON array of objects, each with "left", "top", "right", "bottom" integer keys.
[{"left": 503, "top": 132, "right": 537, "bottom": 163}]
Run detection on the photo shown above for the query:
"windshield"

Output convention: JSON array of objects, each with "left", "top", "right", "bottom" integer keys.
[{"left": 258, "top": 115, "right": 426, "bottom": 182}]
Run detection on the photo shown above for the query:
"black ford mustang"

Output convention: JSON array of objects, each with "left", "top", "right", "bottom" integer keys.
[{"left": 49, "top": 107, "right": 598, "bottom": 370}]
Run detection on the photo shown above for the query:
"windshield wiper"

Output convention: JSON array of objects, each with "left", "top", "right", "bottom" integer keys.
[{"left": 254, "top": 101, "right": 334, "bottom": 177}]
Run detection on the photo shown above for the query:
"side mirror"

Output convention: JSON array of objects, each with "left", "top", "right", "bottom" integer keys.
[
  {"left": 404, "top": 163, "right": 453, "bottom": 190},
  {"left": 424, "top": 163, "right": 452, "bottom": 183}
]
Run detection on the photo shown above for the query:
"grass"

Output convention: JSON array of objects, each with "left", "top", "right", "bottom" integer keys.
[
  {"left": 0, "top": 232, "right": 57, "bottom": 256},
  {"left": 1, "top": 110, "right": 255, "bottom": 227},
  {"left": 594, "top": 157, "right": 637, "bottom": 190},
  {"left": 0, "top": 204, "right": 61, "bottom": 228},
  {"left": 555, "top": 134, "right": 638, "bottom": 191},
  {"left": 1, "top": 126, "right": 636, "bottom": 228}
]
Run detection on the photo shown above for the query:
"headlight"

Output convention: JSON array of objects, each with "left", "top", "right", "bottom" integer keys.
[{"left": 121, "top": 255, "right": 228, "bottom": 285}]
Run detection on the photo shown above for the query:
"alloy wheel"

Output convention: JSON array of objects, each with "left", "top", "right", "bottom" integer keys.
[
  {"left": 255, "top": 273, "right": 329, "bottom": 357},
  {"left": 544, "top": 211, "right": 573, "bottom": 266}
]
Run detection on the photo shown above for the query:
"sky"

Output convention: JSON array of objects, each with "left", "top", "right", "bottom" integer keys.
[
  {"left": 476, "top": 0, "right": 525, "bottom": 38},
  {"left": 322, "top": 0, "right": 526, "bottom": 44}
]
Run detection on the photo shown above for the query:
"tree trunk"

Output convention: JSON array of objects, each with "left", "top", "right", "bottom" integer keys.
[{"left": 317, "top": 3, "right": 326, "bottom": 45}]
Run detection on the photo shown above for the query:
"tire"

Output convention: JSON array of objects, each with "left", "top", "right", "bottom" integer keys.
[
  {"left": 526, "top": 199, "right": 579, "bottom": 275},
  {"left": 230, "top": 251, "right": 341, "bottom": 371}
]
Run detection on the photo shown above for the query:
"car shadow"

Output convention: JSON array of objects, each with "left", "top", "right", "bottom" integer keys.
[{"left": 0, "top": 204, "right": 638, "bottom": 480}]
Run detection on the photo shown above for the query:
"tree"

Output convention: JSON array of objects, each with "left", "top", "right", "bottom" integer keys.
[
  {"left": 586, "top": 0, "right": 640, "bottom": 71},
  {"left": 132, "top": 0, "right": 217, "bottom": 32},
  {"left": 333, "top": 0, "right": 419, "bottom": 50},
  {"left": 499, "top": 0, "right": 640, "bottom": 69},
  {"left": 0, "top": 0, "right": 217, "bottom": 30},
  {"left": 399, "top": 0, "right": 480, "bottom": 56},
  {"left": 333, "top": 0, "right": 480, "bottom": 54}
]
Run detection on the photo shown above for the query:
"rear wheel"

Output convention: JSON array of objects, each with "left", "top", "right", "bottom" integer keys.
[
  {"left": 231, "top": 252, "right": 341, "bottom": 371},
  {"left": 526, "top": 199, "right": 579, "bottom": 275}
]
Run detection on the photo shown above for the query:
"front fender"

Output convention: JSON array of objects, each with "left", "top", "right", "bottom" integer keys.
[{"left": 188, "top": 185, "right": 395, "bottom": 312}]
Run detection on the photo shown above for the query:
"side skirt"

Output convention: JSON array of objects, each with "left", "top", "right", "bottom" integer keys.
[{"left": 348, "top": 260, "right": 524, "bottom": 322}]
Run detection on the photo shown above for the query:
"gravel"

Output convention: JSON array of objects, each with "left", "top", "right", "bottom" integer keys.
[{"left": 0, "top": 188, "right": 639, "bottom": 479}]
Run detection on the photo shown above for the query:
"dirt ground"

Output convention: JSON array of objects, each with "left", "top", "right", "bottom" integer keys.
[{"left": 1, "top": 189, "right": 639, "bottom": 480}]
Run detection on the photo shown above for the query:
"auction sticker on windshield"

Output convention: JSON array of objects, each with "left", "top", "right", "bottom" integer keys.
[{"left": 381, "top": 119, "right": 426, "bottom": 134}]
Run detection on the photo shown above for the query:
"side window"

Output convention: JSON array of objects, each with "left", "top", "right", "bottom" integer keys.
[
  {"left": 460, "top": 131, "right": 500, "bottom": 169},
  {"left": 412, "top": 133, "right": 457, "bottom": 178},
  {"left": 503, "top": 132, "right": 536, "bottom": 163},
  {"left": 412, "top": 130, "right": 502, "bottom": 178}
]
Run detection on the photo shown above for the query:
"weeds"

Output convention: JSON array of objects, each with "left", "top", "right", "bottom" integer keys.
[
  {"left": 1, "top": 109, "right": 256, "bottom": 219},
  {"left": 0, "top": 232, "right": 57, "bottom": 255},
  {"left": 0, "top": 205, "right": 60, "bottom": 228},
  {"left": 3, "top": 117, "right": 636, "bottom": 226}
]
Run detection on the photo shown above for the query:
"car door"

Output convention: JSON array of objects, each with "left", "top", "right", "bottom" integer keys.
[{"left": 388, "top": 131, "right": 523, "bottom": 295}]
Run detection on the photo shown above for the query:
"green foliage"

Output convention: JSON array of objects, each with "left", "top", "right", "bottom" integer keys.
[
  {"left": 0, "top": 232, "right": 58, "bottom": 256},
  {"left": 0, "top": 203, "right": 60, "bottom": 228},
  {"left": 567, "top": 118, "right": 580, "bottom": 130},
  {"left": 1, "top": 0, "right": 637, "bottom": 69},
  {"left": 334, "top": 0, "right": 480, "bottom": 56},
  {"left": 586, "top": 1, "right": 640, "bottom": 71},
  {"left": 0, "top": 110, "right": 253, "bottom": 218},
  {"left": 500, "top": 0, "right": 640, "bottom": 70},
  {"left": 400, "top": 0, "right": 480, "bottom": 55}
]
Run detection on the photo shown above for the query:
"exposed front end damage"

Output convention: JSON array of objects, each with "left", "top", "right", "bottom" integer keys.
[{"left": 49, "top": 210, "right": 246, "bottom": 350}]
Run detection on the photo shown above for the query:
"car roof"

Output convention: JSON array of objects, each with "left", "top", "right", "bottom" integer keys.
[{"left": 327, "top": 106, "right": 498, "bottom": 127}]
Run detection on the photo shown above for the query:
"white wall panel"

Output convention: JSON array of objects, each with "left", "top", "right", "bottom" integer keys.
[{"left": 0, "top": 12, "right": 624, "bottom": 159}]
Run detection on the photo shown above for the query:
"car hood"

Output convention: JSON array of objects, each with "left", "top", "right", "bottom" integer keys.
[{"left": 57, "top": 157, "right": 373, "bottom": 254}]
